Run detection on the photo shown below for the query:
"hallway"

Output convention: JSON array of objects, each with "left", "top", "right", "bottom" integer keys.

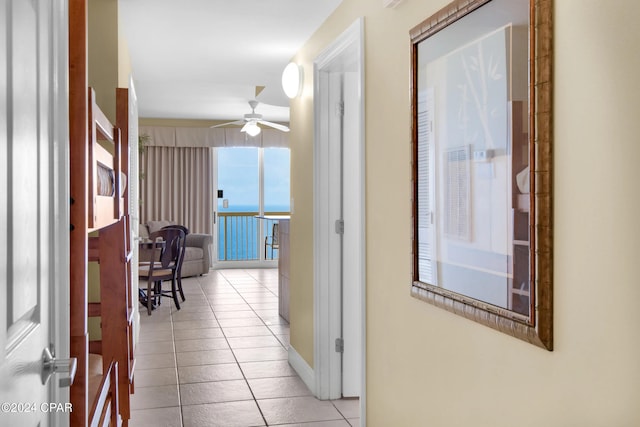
[{"left": 130, "top": 269, "right": 359, "bottom": 427}]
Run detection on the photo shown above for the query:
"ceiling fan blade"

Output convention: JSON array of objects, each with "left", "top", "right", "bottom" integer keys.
[
  {"left": 210, "top": 120, "right": 245, "bottom": 129},
  {"left": 258, "top": 120, "right": 290, "bottom": 132}
]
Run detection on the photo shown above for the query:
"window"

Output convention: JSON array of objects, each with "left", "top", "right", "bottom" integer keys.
[{"left": 215, "top": 147, "right": 290, "bottom": 262}]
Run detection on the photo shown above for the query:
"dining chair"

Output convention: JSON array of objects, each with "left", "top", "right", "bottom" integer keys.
[
  {"left": 138, "top": 228, "right": 185, "bottom": 315},
  {"left": 161, "top": 224, "right": 189, "bottom": 301},
  {"left": 264, "top": 222, "right": 279, "bottom": 259}
]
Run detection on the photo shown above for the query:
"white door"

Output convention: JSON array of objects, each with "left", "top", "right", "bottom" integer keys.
[
  {"left": 341, "top": 71, "right": 362, "bottom": 397},
  {"left": 325, "top": 69, "right": 361, "bottom": 398},
  {"left": 313, "top": 18, "right": 365, "bottom": 403},
  {"left": 0, "top": 0, "right": 70, "bottom": 425}
]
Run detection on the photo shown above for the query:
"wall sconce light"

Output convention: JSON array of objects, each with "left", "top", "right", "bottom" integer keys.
[{"left": 282, "top": 62, "right": 303, "bottom": 99}]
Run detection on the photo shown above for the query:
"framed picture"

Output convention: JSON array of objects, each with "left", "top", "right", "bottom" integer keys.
[{"left": 410, "top": 0, "right": 553, "bottom": 350}]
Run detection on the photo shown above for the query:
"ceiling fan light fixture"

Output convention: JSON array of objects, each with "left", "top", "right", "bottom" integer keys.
[
  {"left": 212, "top": 100, "right": 289, "bottom": 133},
  {"left": 244, "top": 121, "right": 261, "bottom": 137},
  {"left": 282, "top": 62, "right": 303, "bottom": 99}
]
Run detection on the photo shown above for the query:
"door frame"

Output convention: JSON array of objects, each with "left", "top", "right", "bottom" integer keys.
[
  {"left": 51, "top": 1, "right": 71, "bottom": 424},
  {"left": 313, "top": 16, "right": 365, "bottom": 413}
]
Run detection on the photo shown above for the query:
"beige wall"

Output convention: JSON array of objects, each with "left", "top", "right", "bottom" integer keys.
[
  {"left": 87, "top": 0, "right": 132, "bottom": 341},
  {"left": 288, "top": 85, "right": 316, "bottom": 366},
  {"left": 118, "top": 27, "right": 132, "bottom": 89},
  {"left": 88, "top": 0, "right": 119, "bottom": 122},
  {"left": 289, "top": 0, "right": 640, "bottom": 425},
  {"left": 87, "top": 0, "right": 119, "bottom": 341}
]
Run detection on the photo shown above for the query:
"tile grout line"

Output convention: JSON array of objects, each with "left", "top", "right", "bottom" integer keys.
[
  {"left": 206, "top": 272, "right": 272, "bottom": 426},
  {"left": 133, "top": 270, "right": 358, "bottom": 426},
  {"left": 221, "top": 269, "right": 308, "bottom": 426},
  {"left": 219, "top": 269, "right": 292, "bottom": 425},
  {"left": 239, "top": 270, "right": 353, "bottom": 425},
  {"left": 165, "top": 269, "right": 355, "bottom": 426},
  {"left": 169, "top": 280, "right": 187, "bottom": 427}
]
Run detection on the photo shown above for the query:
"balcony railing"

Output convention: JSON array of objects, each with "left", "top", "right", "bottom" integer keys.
[{"left": 217, "top": 211, "right": 287, "bottom": 261}]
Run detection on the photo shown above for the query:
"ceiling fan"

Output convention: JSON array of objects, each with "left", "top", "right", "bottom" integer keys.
[{"left": 210, "top": 100, "right": 289, "bottom": 136}]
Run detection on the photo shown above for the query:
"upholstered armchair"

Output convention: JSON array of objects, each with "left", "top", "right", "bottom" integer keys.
[{"left": 139, "top": 220, "right": 212, "bottom": 277}]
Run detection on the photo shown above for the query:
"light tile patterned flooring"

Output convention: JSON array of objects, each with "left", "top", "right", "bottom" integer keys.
[{"left": 131, "top": 268, "right": 360, "bottom": 427}]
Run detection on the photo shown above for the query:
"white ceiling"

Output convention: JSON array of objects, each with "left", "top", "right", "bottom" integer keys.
[{"left": 119, "top": 0, "right": 343, "bottom": 123}]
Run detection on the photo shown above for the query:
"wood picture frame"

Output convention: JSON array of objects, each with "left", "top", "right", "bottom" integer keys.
[{"left": 410, "top": 0, "right": 553, "bottom": 350}]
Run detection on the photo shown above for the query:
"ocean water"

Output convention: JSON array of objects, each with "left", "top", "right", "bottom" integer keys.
[{"left": 217, "top": 205, "right": 288, "bottom": 261}]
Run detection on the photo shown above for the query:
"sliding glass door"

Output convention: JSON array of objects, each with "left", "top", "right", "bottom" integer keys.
[{"left": 214, "top": 147, "right": 290, "bottom": 264}]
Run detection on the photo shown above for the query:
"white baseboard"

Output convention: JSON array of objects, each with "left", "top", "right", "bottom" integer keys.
[{"left": 288, "top": 345, "right": 315, "bottom": 394}]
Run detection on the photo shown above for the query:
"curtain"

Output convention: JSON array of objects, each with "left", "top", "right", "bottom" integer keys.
[
  {"left": 139, "top": 125, "right": 289, "bottom": 148},
  {"left": 140, "top": 146, "right": 212, "bottom": 235}
]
